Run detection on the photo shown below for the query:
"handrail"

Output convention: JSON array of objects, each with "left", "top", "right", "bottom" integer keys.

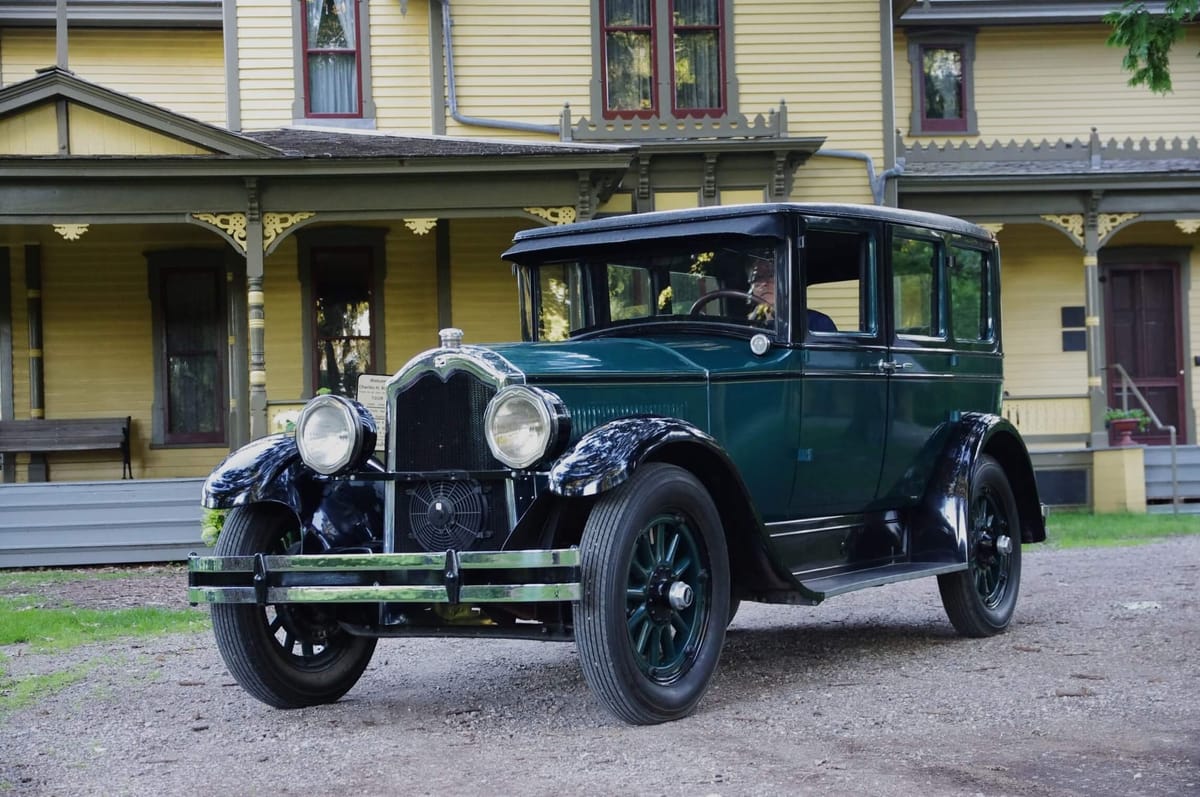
[{"left": 1110, "top": 363, "right": 1178, "bottom": 513}]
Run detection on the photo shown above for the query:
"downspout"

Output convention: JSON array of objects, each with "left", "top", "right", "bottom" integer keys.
[
  {"left": 812, "top": 149, "right": 904, "bottom": 206},
  {"left": 438, "top": 0, "right": 559, "bottom": 135}
]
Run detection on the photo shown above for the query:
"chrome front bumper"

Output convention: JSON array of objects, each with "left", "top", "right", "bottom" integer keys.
[{"left": 188, "top": 548, "right": 581, "bottom": 606}]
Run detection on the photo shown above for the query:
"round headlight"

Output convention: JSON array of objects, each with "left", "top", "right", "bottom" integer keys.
[
  {"left": 295, "top": 395, "right": 374, "bottom": 475},
  {"left": 484, "top": 386, "right": 567, "bottom": 470}
]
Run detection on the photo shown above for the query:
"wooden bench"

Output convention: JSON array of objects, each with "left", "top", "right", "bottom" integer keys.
[{"left": 0, "top": 417, "right": 132, "bottom": 481}]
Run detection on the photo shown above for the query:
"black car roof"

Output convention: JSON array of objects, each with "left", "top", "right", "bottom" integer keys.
[{"left": 503, "top": 202, "right": 994, "bottom": 260}]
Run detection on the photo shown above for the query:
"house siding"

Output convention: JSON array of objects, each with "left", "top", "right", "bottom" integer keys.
[
  {"left": 740, "top": 0, "right": 884, "bottom": 204},
  {"left": 441, "top": 1, "right": 590, "bottom": 140},
  {"left": 236, "top": 0, "right": 296, "bottom": 131},
  {"left": 370, "top": 0, "right": 434, "bottom": 133},
  {"left": 0, "top": 28, "right": 226, "bottom": 126},
  {"left": 897, "top": 24, "right": 1200, "bottom": 145},
  {"left": 0, "top": 103, "right": 58, "bottom": 154},
  {"left": 67, "top": 104, "right": 212, "bottom": 155},
  {"left": 449, "top": 217, "right": 532, "bottom": 344}
]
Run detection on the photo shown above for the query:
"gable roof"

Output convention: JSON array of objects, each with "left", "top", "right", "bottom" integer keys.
[{"left": 0, "top": 66, "right": 280, "bottom": 157}]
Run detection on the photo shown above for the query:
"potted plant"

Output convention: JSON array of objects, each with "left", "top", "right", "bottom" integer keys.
[{"left": 1105, "top": 407, "right": 1150, "bottom": 446}]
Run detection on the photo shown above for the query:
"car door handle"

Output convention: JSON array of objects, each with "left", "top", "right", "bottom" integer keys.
[{"left": 876, "top": 359, "right": 913, "bottom": 374}]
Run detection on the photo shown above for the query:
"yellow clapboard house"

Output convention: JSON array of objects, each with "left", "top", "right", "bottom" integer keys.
[{"left": 0, "top": 1, "right": 1198, "bottom": 557}]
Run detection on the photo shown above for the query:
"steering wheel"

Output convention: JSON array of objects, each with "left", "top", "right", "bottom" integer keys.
[{"left": 688, "top": 290, "right": 773, "bottom": 318}]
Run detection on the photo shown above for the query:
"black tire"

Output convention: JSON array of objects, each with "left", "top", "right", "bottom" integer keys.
[
  {"left": 210, "top": 504, "right": 377, "bottom": 708},
  {"left": 576, "top": 463, "right": 730, "bottom": 725},
  {"left": 938, "top": 455, "right": 1022, "bottom": 637}
]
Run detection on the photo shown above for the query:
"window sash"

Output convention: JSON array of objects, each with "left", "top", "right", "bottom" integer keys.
[
  {"left": 311, "top": 249, "right": 375, "bottom": 396},
  {"left": 160, "top": 265, "right": 225, "bottom": 444},
  {"left": 302, "top": 0, "right": 362, "bottom": 117},
  {"left": 919, "top": 44, "right": 967, "bottom": 132},
  {"left": 671, "top": 0, "right": 723, "bottom": 115},
  {"left": 603, "top": 0, "right": 657, "bottom": 117}
]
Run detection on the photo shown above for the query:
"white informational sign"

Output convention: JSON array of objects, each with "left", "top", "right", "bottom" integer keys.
[{"left": 356, "top": 374, "right": 390, "bottom": 450}]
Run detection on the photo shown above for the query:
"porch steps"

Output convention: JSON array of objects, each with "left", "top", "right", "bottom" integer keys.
[
  {"left": 0, "top": 478, "right": 205, "bottom": 568},
  {"left": 1144, "top": 445, "right": 1200, "bottom": 514}
]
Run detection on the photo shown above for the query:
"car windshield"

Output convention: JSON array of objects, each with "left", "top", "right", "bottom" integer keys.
[{"left": 519, "top": 237, "right": 782, "bottom": 341}]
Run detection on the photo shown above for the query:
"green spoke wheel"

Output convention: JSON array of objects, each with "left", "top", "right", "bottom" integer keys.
[
  {"left": 938, "top": 455, "right": 1023, "bottom": 637},
  {"left": 210, "top": 505, "right": 377, "bottom": 708},
  {"left": 576, "top": 463, "right": 730, "bottom": 725}
]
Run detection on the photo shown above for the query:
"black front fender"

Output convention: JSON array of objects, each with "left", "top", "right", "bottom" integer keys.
[
  {"left": 911, "top": 412, "right": 1046, "bottom": 565},
  {"left": 202, "top": 434, "right": 385, "bottom": 552},
  {"left": 548, "top": 416, "right": 727, "bottom": 497}
]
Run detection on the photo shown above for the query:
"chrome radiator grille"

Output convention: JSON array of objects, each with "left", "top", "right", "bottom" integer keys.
[{"left": 392, "top": 370, "right": 501, "bottom": 471}]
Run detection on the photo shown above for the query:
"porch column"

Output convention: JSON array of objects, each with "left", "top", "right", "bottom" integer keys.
[
  {"left": 1083, "top": 208, "right": 1107, "bottom": 449},
  {"left": 246, "top": 187, "right": 268, "bottom": 439}
]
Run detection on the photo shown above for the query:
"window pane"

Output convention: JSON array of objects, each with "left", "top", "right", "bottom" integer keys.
[
  {"left": 674, "top": 0, "right": 718, "bottom": 25},
  {"left": 608, "top": 264, "right": 653, "bottom": 321},
  {"left": 313, "top": 253, "right": 372, "bottom": 396},
  {"left": 161, "top": 266, "right": 223, "bottom": 442},
  {"left": 805, "top": 227, "right": 876, "bottom": 335},
  {"left": 923, "top": 47, "right": 963, "bottom": 121},
  {"left": 606, "top": 0, "right": 650, "bottom": 25},
  {"left": 893, "top": 237, "right": 940, "bottom": 337},
  {"left": 950, "top": 246, "right": 991, "bottom": 341},
  {"left": 606, "top": 31, "right": 654, "bottom": 111},
  {"left": 306, "top": 0, "right": 358, "bottom": 114},
  {"left": 674, "top": 31, "right": 721, "bottom": 109},
  {"left": 168, "top": 355, "right": 219, "bottom": 435}
]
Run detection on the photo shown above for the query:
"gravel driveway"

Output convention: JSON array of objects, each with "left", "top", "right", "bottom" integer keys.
[{"left": 2, "top": 537, "right": 1198, "bottom": 796}]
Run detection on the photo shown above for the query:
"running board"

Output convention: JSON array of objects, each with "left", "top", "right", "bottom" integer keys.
[{"left": 799, "top": 561, "right": 966, "bottom": 600}]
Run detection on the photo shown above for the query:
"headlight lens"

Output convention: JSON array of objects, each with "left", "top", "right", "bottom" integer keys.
[
  {"left": 295, "top": 395, "right": 373, "bottom": 475},
  {"left": 485, "top": 386, "right": 567, "bottom": 469}
]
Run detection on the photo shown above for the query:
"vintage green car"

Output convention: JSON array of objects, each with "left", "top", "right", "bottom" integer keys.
[{"left": 189, "top": 203, "right": 1046, "bottom": 725}]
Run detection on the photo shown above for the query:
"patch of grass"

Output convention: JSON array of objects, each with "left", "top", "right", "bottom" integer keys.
[
  {"left": 0, "top": 597, "right": 208, "bottom": 651},
  {"left": 0, "top": 568, "right": 140, "bottom": 590},
  {"left": 0, "top": 660, "right": 95, "bottom": 716},
  {"left": 1044, "top": 510, "right": 1200, "bottom": 549}
]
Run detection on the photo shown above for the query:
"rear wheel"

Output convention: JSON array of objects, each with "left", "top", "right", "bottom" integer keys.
[
  {"left": 576, "top": 463, "right": 730, "bottom": 725},
  {"left": 938, "top": 455, "right": 1022, "bottom": 637},
  {"left": 210, "top": 504, "right": 377, "bottom": 708}
]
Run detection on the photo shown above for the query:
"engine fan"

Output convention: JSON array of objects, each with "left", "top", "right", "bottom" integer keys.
[{"left": 406, "top": 480, "right": 489, "bottom": 551}]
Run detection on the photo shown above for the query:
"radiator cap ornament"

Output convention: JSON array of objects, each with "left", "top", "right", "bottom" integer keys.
[{"left": 439, "top": 327, "right": 464, "bottom": 348}]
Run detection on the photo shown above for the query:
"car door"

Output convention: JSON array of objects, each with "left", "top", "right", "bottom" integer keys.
[
  {"left": 877, "top": 226, "right": 1002, "bottom": 506},
  {"left": 790, "top": 216, "right": 889, "bottom": 517}
]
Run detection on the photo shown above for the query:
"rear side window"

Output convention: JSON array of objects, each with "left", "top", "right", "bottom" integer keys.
[
  {"left": 803, "top": 225, "right": 877, "bottom": 336},
  {"left": 949, "top": 244, "right": 993, "bottom": 342},
  {"left": 892, "top": 235, "right": 941, "bottom": 338}
]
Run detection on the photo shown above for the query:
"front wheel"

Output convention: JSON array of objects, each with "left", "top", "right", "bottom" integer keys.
[
  {"left": 575, "top": 463, "right": 730, "bottom": 725},
  {"left": 210, "top": 504, "right": 377, "bottom": 708},
  {"left": 938, "top": 455, "right": 1022, "bottom": 637}
]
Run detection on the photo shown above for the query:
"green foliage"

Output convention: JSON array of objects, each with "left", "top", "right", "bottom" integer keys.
[
  {"left": 1105, "top": 0, "right": 1200, "bottom": 94},
  {"left": 0, "top": 597, "right": 208, "bottom": 651},
  {"left": 201, "top": 507, "right": 228, "bottom": 547},
  {"left": 1104, "top": 406, "right": 1152, "bottom": 430},
  {"left": 1045, "top": 509, "right": 1200, "bottom": 548}
]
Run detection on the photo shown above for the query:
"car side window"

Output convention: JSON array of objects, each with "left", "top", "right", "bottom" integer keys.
[
  {"left": 892, "top": 234, "right": 943, "bottom": 338},
  {"left": 949, "top": 244, "right": 993, "bottom": 342},
  {"left": 803, "top": 225, "right": 877, "bottom": 336}
]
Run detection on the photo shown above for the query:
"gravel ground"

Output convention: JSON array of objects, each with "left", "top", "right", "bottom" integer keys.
[{"left": 2, "top": 538, "right": 1198, "bottom": 796}]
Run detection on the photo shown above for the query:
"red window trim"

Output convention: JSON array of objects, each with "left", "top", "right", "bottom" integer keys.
[
  {"left": 669, "top": 0, "right": 726, "bottom": 118},
  {"left": 300, "top": 0, "right": 364, "bottom": 119},
  {"left": 918, "top": 43, "right": 968, "bottom": 133},
  {"left": 600, "top": 0, "right": 658, "bottom": 120}
]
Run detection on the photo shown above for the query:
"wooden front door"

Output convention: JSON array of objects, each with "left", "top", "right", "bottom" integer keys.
[{"left": 1103, "top": 261, "right": 1186, "bottom": 445}]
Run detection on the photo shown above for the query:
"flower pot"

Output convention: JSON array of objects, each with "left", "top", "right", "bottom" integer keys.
[{"left": 1109, "top": 417, "right": 1140, "bottom": 446}]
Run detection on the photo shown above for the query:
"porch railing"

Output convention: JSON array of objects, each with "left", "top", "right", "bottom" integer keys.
[{"left": 1111, "top": 363, "right": 1179, "bottom": 513}]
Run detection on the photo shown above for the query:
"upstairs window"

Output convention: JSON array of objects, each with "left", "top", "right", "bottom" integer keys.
[
  {"left": 302, "top": 0, "right": 362, "bottom": 117},
  {"left": 906, "top": 30, "right": 976, "bottom": 135},
  {"left": 599, "top": 0, "right": 730, "bottom": 120}
]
